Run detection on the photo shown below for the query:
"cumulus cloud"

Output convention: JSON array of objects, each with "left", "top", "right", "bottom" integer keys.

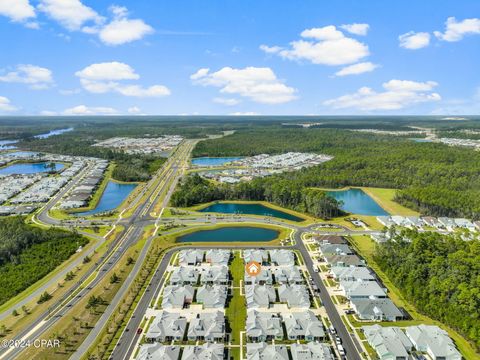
[
  {"left": 0, "top": 96, "right": 17, "bottom": 112},
  {"left": 340, "top": 23, "right": 369, "bottom": 36},
  {"left": 98, "top": 5, "right": 153, "bottom": 46},
  {"left": 434, "top": 17, "right": 480, "bottom": 42},
  {"left": 334, "top": 62, "right": 378, "bottom": 77},
  {"left": 399, "top": 31, "right": 431, "bottom": 49},
  {"left": 213, "top": 97, "right": 241, "bottom": 106},
  {"left": 63, "top": 105, "right": 118, "bottom": 115},
  {"left": 260, "top": 25, "right": 369, "bottom": 66},
  {"left": 75, "top": 62, "right": 170, "bottom": 97},
  {"left": 38, "top": 0, "right": 103, "bottom": 31},
  {"left": 324, "top": 79, "right": 441, "bottom": 111},
  {"left": 0, "top": 64, "right": 53, "bottom": 89},
  {"left": 0, "top": 0, "right": 35, "bottom": 23},
  {"left": 191, "top": 66, "right": 297, "bottom": 104}
]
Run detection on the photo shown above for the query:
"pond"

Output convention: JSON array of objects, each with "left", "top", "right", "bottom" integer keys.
[
  {"left": 198, "top": 202, "right": 304, "bottom": 222},
  {"left": 191, "top": 157, "right": 244, "bottom": 166},
  {"left": 176, "top": 226, "right": 279, "bottom": 243},
  {"left": 0, "top": 162, "right": 64, "bottom": 175},
  {"left": 327, "top": 188, "right": 389, "bottom": 216},
  {"left": 409, "top": 138, "right": 433, "bottom": 143},
  {"left": 34, "top": 128, "right": 74, "bottom": 139},
  {"left": 76, "top": 181, "right": 137, "bottom": 216}
]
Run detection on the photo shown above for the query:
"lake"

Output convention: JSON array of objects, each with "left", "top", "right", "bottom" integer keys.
[
  {"left": 176, "top": 226, "right": 279, "bottom": 243},
  {"left": 34, "top": 128, "right": 74, "bottom": 139},
  {"left": 191, "top": 157, "right": 243, "bottom": 166},
  {"left": 0, "top": 162, "right": 64, "bottom": 175},
  {"left": 76, "top": 181, "right": 137, "bottom": 216},
  {"left": 327, "top": 188, "right": 389, "bottom": 216},
  {"left": 199, "top": 202, "right": 304, "bottom": 222}
]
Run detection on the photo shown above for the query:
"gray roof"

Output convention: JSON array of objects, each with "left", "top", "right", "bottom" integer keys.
[
  {"left": 162, "top": 285, "right": 195, "bottom": 309},
  {"left": 340, "top": 280, "right": 386, "bottom": 299},
  {"left": 324, "top": 254, "right": 365, "bottom": 267},
  {"left": 200, "top": 265, "right": 229, "bottom": 284},
  {"left": 330, "top": 266, "right": 375, "bottom": 282},
  {"left": 247, "top": 343, "right": 289, "bottom": 360},
  {"left": 196, "top": 285, "right": 228, "bottom": 309},
  {"left": 179, "top": 250, "right": 204, "bottom": 265},
  {"left": 406, "top": 325, "right": 461, "bottom": 360},
  {"left": 314, "top": 235, "right": 347, "bottom": 244},
  {"left": 182, "top": 343, "right": 225, "bottom": 360},
  {"left": 278, "top": 284, "right": 310, "bottom": 309},
  {"left": 363, "top": 325, "right": 412, "bottom": 360},
  {"left": 269, "top": 249, "right": 295, "bottom": 266},
  {"left": 290, "top": 343, "right": 334, "bottom": 360},
  {"left": 245, "top": 285, "right": 276, "bottom": 309},
  {"left": 319, "top": 244, "right": 354, "bottom": 256},
  {"left": 170, "top": 267, "right": 199, "bottom": 285},
  {"left": 137, "top": 344, "right": 180, "bottom": 360},
  {"left": 244, "top": 249, "right": 269, "bottom": 264},
  {"left": 283, "top": 311, "right": 325, "bottom": 340},
  {"left": 187, "top": 311, "right": 225, "bottom": 341},
  {"left": 205, "top": 249, "right": 231, "bottom": 265},
  {"left": 245, "top": 267, "right": 273, "bottom": 285},
  {"left": 350, "top": 298, "right": 402, "bottom": 321},
  {"left": 146, "top": 311, "right": 187, "bottom": 341},
  {"left": 246, "top": 311, "right": 284, "bottom": 340},
  {"left": 273, "top": 266, "right": 303, "bottom": 284}
]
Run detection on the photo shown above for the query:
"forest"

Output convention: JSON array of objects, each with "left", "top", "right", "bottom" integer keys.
[
  {"left": 0, "top": 217, "right": 88, "bottom": 304},
  {"left": 374, "top": 230, "right": 480, "bottom": 350},
  {"left": 171, "top": 174, "right": 344, "bottom": 219},
  {"left": 192, "top": 128, "right": 480, "bottom": 219}
]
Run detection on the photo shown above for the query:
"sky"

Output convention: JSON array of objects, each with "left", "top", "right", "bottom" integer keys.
[{"left": 0, "top": 0, "right": 479, "bottom": 116}]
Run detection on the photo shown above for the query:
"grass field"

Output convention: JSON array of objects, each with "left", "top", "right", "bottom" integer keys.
[
  {"left": 348, "top": 235, "right": 479, "bottom": 360},
  {"left": 226, "top": 252, "right": 246, "bottom": 346}
]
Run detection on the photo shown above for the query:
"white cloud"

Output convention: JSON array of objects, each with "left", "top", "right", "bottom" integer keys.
[
  {"left": 0, "top": 0, "right": 35, "bottom": 22},
  {"left": 334, "top": 62, "right": 378, "bottom": 77},
  {"left": 213, "top": 97, "right": 241, "bottom": 106},
  {"left": 434, "top": 17, "right": 480, "bottom": 42},
  {"left": 128, "top": 106, "right": 142, "bottom": 114},
  {"left": 98, "top": 5, "right": 153, "bottom": 46},
  {"left": 191, "top": 66, "right": 297, "bottom": 104},
  {"left": 0, "top": 96, "right": 17, "bottom": 112},
  {"left": 260, "top": 25, "right": 369, "bottom": 66},
  {"left": 0, "top": 64, "right": 53, "bottom": 89},
  {"left": 399, "top": 31, "right": 430, "bottom": 49},
  {"left": 38, "top": 0, "right": 103, "bottom": 31},
  {"left": 340, "top": 23, "right": 369, "bottom": 36},
  {"left": 229, "top": 112, "right": 260, "bottom": 116},
  {"left": 324, "top": 79, "right": 441, "bottom": 111},
  {"left": 75, "top": 62, "right": 170, "bottom": 97},
  {"left": 39, "top": 110, "right": 58, "bottom": 116},
  {"left": 63, "top": 105, "right": 118, "bottom": 115}
]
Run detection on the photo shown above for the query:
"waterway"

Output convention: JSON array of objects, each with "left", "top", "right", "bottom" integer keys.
[
  {"left": 177, "top": 226, "right": 279, "bottom": 243},
  {"left": 199, "top": 202, "right": 304, "bottom": 222},
  {"left": 191, "top": 157, "right": 243, "bottom": 166},
  {"left": 327, "top": 188, "right": 389, "bottom": 216},
  {"left": 76, "top": 181, "right": 137, "bottom": 216}
]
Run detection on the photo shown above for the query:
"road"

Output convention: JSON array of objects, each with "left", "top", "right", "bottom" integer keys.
[
  {"left": 0, "top": 141, "right": 194, "bottom": 360},
  {"left": 112, "top": 223, "right": 363, "bottom": 360}
]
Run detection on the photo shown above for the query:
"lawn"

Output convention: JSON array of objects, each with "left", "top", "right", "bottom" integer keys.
[{"left": 226, "top": 252, "right": 246, "bottom": 345}]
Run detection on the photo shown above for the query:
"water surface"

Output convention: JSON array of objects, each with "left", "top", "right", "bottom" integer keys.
[
  {"left": 34, "top": 128, "right": 73, "bottom": 139},
  {"left": 0, "top": 162, "right": 64, "bottom": 175},
  {"left": 327, "top": 188, "right": 388, "bottom": 216},
  {"left": 192, "top": 157, "right": 243, "bottom": 166},
  {"left": 177, "top": 226, "right": 279, "bottom": 243},
  {"left": 76, "top": 181, "right": 137, "bottom": 216},
  {"left": 199, "top": 202, "right": 304, "bottom": 222}
]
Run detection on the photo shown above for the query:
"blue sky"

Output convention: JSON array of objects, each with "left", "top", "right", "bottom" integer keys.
[{"left": 0, "top": 0, "right": 479, "bottom": 116}]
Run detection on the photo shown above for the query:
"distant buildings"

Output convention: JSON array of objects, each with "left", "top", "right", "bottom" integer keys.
[{"left": 93, "top": 136, "right": 183, "bottom": 154}]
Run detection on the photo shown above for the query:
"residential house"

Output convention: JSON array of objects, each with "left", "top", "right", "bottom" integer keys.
[
  {"left": 437, "top": 217, "right": 456, "bottom": 230},
  {"left": 145, "top": 311, "right": 187, "bottom": 342},
  {"left": 246, "top": 310, "right": 283, "bottom": 342},
  {"left": 404, "top": 216, "right": 424, "bottom": 229},
  {"left": 330, "top": 266, "right": 375, "bottom": 282},
  {"left": 182, "top": 343, "right": 225, "bottom": 360},
  {"left": 350, "top": 298, "right": 403, "bottom": 321},
  {"left": 376, "top": 216, "right": 395, "bottom": 227},
  {"left": 196, "top": 285, "right": 228, "bottom": 309},
  {"left": 187, "top": 311, "right": 225, "bottom": 342},
  {"left": 278, "top": 284, "right": 310, "bottom": 309},
  {"left": 273, "top": 266, "right": 303, "bottom": 284},
  {"left": 179, "top": 250, "right": 204, "bottom": 266},
  {"left": 162, "top": 285, "right": 194, "bottom": 309},
  {"left": 290, "top": 343, "right": 334, "bottom": 360},
  {"left": 363, "top": 325, "right": 413, "bottom": 360},
  {"left": 245, "top": 267, "right": 273, "bottom": 285},
  {"left": 406, "top": 325, "right": 461, "bottom": 360},
  {"left": 454, "top": 218, "right": 476, "bottom": 231},
  {"left": 247, "top": 343, "right": 288, "bottom": 360},
  {"left": 283, "top": 311, "right": 326, "bottom": 341},
  {"left": 245, "top": 285, "right": 276, "bottom": 309},
  {"left": 170, "top": 267, "right": 199, "bottom": 286},
  {"left": 244, "top": 249, "right": 269, "bottom": 265},
  {"left": 269, "top": 249, "right": 295, "bottom": 266},
  {"left": 340, "top": 280, "right": 387, "bottom": 299},
  {"left": 324, "top": 254, "right": 365, "bottom": 267},
  {"left": 205, "top": 249, "right": 231, "bottom": 266},
  {"left": 422, "top": 216, "right": 440, "bottom": 228},
  {"left": 200, "top": 265, "right": 229, "bottom": 285},
  {"left": 137, "top": 344, "right": 180, "bottom": 360},
  {"left": 319, "top": 244, "right": 354, "bottom": 256}
]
